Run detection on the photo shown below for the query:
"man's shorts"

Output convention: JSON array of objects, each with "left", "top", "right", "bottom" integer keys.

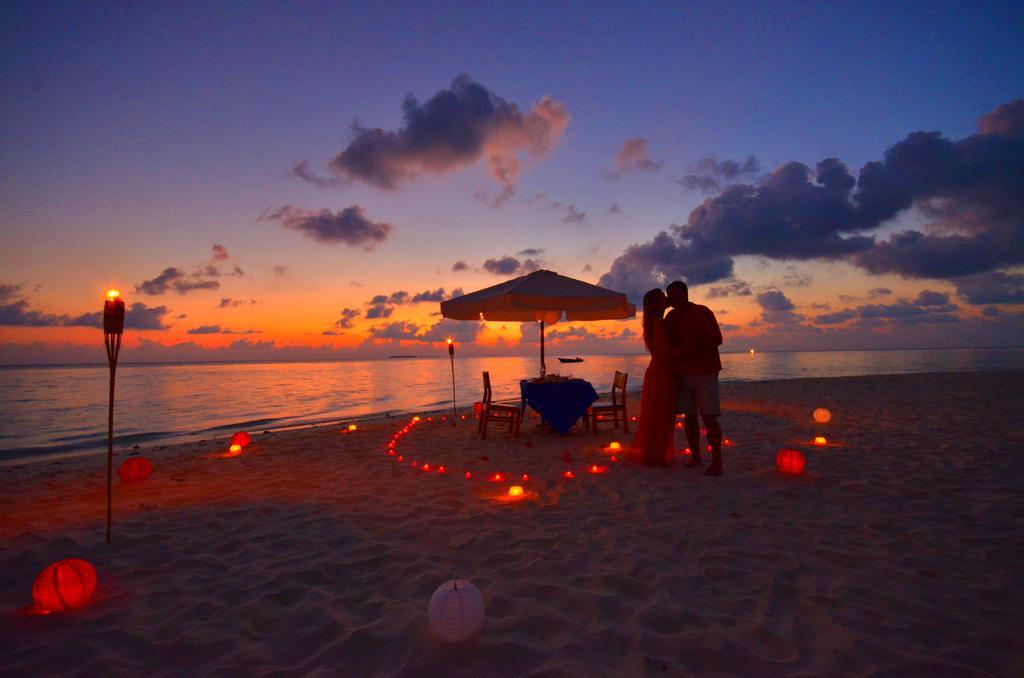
[{"left": 675, "top": 373, "right": 721, "bottom": 416}]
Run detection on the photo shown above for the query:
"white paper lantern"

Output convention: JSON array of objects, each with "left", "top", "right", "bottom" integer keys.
[
  {"left": 813, "top": 407, "right": 832, "bottom": 423},
  {"left": 428, "top": 579, "right": 484, "bottom": 642}
]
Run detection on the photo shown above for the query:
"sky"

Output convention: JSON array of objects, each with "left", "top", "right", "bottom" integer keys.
[{"left": 1, "top": 1, "right": 1022, "bottom": 364}]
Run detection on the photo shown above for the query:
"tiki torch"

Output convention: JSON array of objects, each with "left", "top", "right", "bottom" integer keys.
[
  {"left": 447, "top": 338, "right": 456, "bottom": 425},
  {"left": 103, "top": 289, "right": 125, "bottom": 544}
]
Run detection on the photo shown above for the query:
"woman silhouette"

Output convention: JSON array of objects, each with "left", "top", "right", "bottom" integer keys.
[{"left": 631, "top": 288, "right": 682, "bottom": 466}]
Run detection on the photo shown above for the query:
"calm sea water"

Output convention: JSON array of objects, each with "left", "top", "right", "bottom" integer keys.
[{"left": 2, "top": 348, "right": 1021, "bottom": 462}]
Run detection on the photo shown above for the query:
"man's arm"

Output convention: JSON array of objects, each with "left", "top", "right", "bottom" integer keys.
[{"left": 705, "top": 308, "right": 723, "bottom": 346}]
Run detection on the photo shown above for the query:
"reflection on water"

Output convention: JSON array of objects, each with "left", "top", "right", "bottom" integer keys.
[{"left": 1, "top": 348, "right": 1021, "bottom": 459}]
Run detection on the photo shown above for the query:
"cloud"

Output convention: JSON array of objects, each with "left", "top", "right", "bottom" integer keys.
[
  {"left": 562, "top": 205, "right": 586, "bottom": 224},
  {"left": 452, "top": 260, "right": 469, "bottom": 272},
  {"left": 757, "top": 289, "right": 795, "bottom": 311},
  {"left": 516, "top": 248, "right": 544, "bottom": 257},
  {"left": 814, "top": 309, "right": 859, "bottom": 325},
  {"left": 813, "top": 290, "right": 959, "bottom": 327},
  {"left": 365, "top": 301, "right": 393, "bottom": 319},
  {"left": 136, "top": 267, "right": 220, "bottom": 295},
  {"left": 5, "top": 301, "right": 175, "bottom": 330},
  {"left": 297, "top": 75, "right": 569, "bottom": 192},
  {"left": 868, "top": 287, "right": 892, "bottom": 298},
  {"left": 412, "top": 287, "right": 458, "bottom": 303},
  {"left": 211, "top": 244, "right": 230, "bottom": 261},
  {"left": 335, "top": 308, "right": 360, "bottom": 330},
  {"left": 608, "top": 202, "right": 622, "bottom": 215},
  {"left": 289, "top": 160, "right": 342, "bottom": 189},
  {"left": 608, "top": 138, "right": 664, "bottom": 177},
  {"left": 273, "top": 266, "right": 288, "bottom": 277},
  {"left": 0, "top": 282, "right": 24, "bottom": 302},
  {"left": 482, "top": 255, "right": 542, "bottom": 276},
  {"left": 954, "top": 270, "right": 1024, "bottom": 305},
  {"left": 367, "top": 321, "right": 422, "bottom": 340},
  {"left": 262, "top": 205, "right": 392, "bottom": 249},
  {"left": 601, "top": 99, "right": 1024, "bottom": 300},
  {"left": 678, "top": 155, "right": 760, "bottom": 192},
  {"left": 779, "top": 267, "right": 813, "bottom": 288},
  {"left": 216, "top": 298, "right": 257, "bottom": 308},
  {"left": 186, "top": 325, "right": 262, "bottom": 335},
  {"left": 473, "top": 185, "right": 516, "bottom": 209},
  {"left": 705, "top": 278, "right": 752, "bottom": 298}
]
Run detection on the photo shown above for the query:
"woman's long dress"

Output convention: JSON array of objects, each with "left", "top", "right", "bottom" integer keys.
[{"left": 630, "top": 320, "right": 677, "bottom": 466}]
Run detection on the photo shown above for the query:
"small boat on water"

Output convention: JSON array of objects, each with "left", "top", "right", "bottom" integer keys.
[{"left": 558, "top": 356, "right": 584, "bottom": 363}]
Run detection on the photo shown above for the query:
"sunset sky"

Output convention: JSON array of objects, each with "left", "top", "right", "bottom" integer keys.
[{"left": 2, "top": 2, "right": 1022, "bottom": 364}]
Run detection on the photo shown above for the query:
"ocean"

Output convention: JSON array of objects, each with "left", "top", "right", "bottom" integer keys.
[{"left": 1, "top": 347, "right": 1021, "bottom": 463}]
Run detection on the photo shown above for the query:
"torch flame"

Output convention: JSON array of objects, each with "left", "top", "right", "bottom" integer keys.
[{"left": 106, "top": 289, "right": 120, "bottom": 300}]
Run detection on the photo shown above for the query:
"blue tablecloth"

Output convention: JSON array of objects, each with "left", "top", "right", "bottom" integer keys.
[{"left": 520, "top": 379, "right": 599, "bottom": 434}]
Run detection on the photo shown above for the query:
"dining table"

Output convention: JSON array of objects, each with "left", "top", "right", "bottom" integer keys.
[{"left": 519, "top": 377, "right": 599, "bottom": 434}]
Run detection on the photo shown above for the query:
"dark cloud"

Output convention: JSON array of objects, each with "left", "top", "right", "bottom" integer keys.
[
  {"left": 297, "top": 75, "right": 568, "bottom": 192},
  {"left": 0, "top": 300, "right": 65, "bottom": 326},
  {"left": 136, "top": 267, "right": 220, "bottom": 295},
  {"left": 262, "top": 205, "right": 392, "bottom": 249},
  {"left": 516, "top": 248, "right": 544, "bottom": 257},
  {"left": 217, "top": 298, "right": 257, "bottom": 308},
  {"left": 678, "top": 155, "right": 760, "bottom": 192},
  {"left": 368, "top": 321, "right": 421, "bottom": 340},
  {"left": 59, "top": 303, "right": 173, "bottom": 330},
  {"left": 601, "top": 99, "right": 1024, "bottom": 300},
  {"left": 452, "top": 260, "right": 469, "bottom": 272},
  {"left": 814, "top": 309, "right": 858, "bottom": 325},
  {"left": 482, "top": 255, "right": 542, "bottom": 276},
  {"left": 608, "top": 202, "right": 622, "bottom": 215},
  {"left": 705, "top": 278, "right": 752, "bottom": 298},
  {"left": 289, "top": 160, "right": 342, "bottom": 189},
  {"left": 562, "top": 205, "right": 586, "bottom": 224},
  {"left": 411, "top": 288, "right": 451, "bottom": 303},
  {"left": 473, "top": 185, "right": 516, "bottom": 209},
  {"left": 954, "top": 271, "right": 1024, "bottom": 305},
  {"left": 608, "top": 138, "right": 664, "bottom": 177},
  {"left": 335, "top": 307, "right": 360, "bottom": 330},
  {"left": 0, "top": 283, "right": 24, "bottom": 302},
  {"left": 780, "top": 267, "right": 813, "bottom": 287},
  {"left": 816, "top": 290, "right": 960, "bottom": 327},
  {"left": 186, "top": 325, "right": 261, "bottom": 335},
  {"left": 273, "top": 266, "right": 288, "bottom": 277},
  {"left": 211, "top": 244, "right": 229, "bottom": 261},
  {"left": 868, "top": 287, "right": 892, "bottom": 298},
  {"left": 757, "top": 290, "right": 795, "bottom": 312},
  {"left": 365, "top": 302, "right": 393, "bottom": 319}
]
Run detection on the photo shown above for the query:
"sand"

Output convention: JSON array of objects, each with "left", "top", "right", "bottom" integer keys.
[{"left": 2, "top": 370, "right": 1023, "bottom": 676}]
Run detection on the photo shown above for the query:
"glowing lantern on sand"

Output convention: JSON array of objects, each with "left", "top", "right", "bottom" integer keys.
[
  {"left": 473, "top": 401, "right": 483, "bottom": 415},
  {"left": 814, "top": 436, "right": 827, "bottom": 445},
  {"left": 428, "top": 579, "right": 484, "bottom": 643},
  {"left": 608, "top": 442, "right": 621, "bottom": 451},
  {"left": 508, "top": 485, "right": 524, "bottom": 497},
  {"left": 563, "top": 470, "right": 575, "bottom": 479},
  {"left": 32, "top": 558, "right": 97, "bottom": 613},
  {"left": 230, "top": 431, "right": 252, "bottom": 447},
  {"left": 117, "top": 457, "right": 152, "bottom": 483},
  {"left": 347, "top": 424, "right": 358, "bottom": 432},
  {"left": 813, "top": 408, "right": 832, "bottom": 423},
  {"left": 413, "top": 416, "right": 421, "bottom": 422},
  {"left": 776, "top": 448, "right": 806, "bottom": 475},
  {"left": 228, "top": 444, "right": 242, "bottom": 456}
]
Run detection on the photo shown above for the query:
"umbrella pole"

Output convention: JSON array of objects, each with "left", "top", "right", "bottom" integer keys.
[{"left": 540, "top": 320, "right": 545, "bottom": 377}]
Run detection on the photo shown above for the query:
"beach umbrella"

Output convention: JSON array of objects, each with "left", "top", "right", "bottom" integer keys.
[{"left": 440, "top": 269, "right": 636, "bottom": 374}]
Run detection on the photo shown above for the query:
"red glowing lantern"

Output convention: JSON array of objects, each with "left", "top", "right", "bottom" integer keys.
[
  {"left": 473, "top": 401, "right": 483, "bottom": 415},
  {"left": 589, "top": 465, "right": 607, "bottom": 474},
  {"left": 230, "top": 431, "right": 252, "bottom": 448},
  {"left": 421, "top": 464, "right": 431, "bottom": 472},
  {"left": 563, "top": 470, "right": 575, "bottom": 479},
  {"left": 117, "top": 457, "right": 152, "bottom": 483},
  {"left": 489, "top": 473, "right": 504, "bottom": 482},
  {"left": 32, "top": 558, "right": 97, "bottom": 613},
  {"left": 521, "top": 474, "right": 529, "bottom": 481},
  {"left": 397, "top": 455, "right": 404, "bottom": 462},
  {"left": 465, "top": 471, "right": 472, "bottom": 479},
  {"left": 438, "top": 466, "right": 445, "bottom": 473},
  {"left": 776, "top": 448, "right": 806, "bottom": 475}
]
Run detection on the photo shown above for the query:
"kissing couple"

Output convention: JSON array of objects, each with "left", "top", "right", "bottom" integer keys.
[{"left": 630, "top": 281, "right": 725, "bottom": 475}]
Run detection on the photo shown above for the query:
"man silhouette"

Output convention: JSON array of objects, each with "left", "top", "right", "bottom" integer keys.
[{"left": 665, "top": 281, "right": 725, "bottom": 476}]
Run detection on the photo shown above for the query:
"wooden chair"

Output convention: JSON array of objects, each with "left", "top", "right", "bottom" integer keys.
[
  {"left": 588, "top": 371, "right": 629, "bottom": 433},
  {"left": 479, "top": 371, "right": 522, "bottom": 439}
]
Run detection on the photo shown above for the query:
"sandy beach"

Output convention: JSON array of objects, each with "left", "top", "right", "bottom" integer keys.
[{"left": 2, "top": 370, "right": 1023, "bottom": 676}]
